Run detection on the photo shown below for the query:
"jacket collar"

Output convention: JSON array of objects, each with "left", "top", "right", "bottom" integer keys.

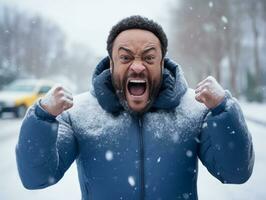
[{"left": 91, "top": 57, "right": 188, "bottom": 114}]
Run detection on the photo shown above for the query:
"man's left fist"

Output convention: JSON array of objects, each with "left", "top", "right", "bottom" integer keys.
[{"left": 195, "top": 76, "right": 225, "bottom": 109}]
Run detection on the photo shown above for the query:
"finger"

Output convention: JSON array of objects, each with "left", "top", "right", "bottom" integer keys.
[
  {"left": 54, "top": 84, "right": 64, "bottom": 92},
  {"left": 196, "top": 76, "right": 216, "bottom": 88},
  {"left": 205, "top": 76, "right": 216, "bottom": 83},
  {"left": 195, "top": 82, "right": 210, "bottom": 94},
  {"left": 62, "top": 98, "right": 73, "bottom": 110},
  {"left": 55, "top": 89, "right": 73, "bottom": 101},
  {"left": 196, "top": 78, "right": 208, "bottom": 88},
  {"left": 63, "top": 104, "right": 73, "bottom": 111},
  {"left": 63, "top": 87, "right": 73, "bottom": 96},
  {"left": 195, "top": 88, "right": 208, "bottom": 103},
  {"left": 63, "top": 92, "right": 73, "bottom": 101},
  {"left": 195, "top": 93, "right": 205, "bottom": 103}
]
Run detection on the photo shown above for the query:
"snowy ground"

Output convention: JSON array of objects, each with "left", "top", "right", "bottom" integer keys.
[
  {"left": 239, "top": 101, "right": 266, "bottom": 125},
  {"left": 0, "top": 102, "right": 265, "bottom": 200}
]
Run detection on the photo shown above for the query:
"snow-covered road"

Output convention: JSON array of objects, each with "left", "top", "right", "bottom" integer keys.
[
  {"left": 0, "top": 116, "right": 81, "bottom": 200},
  {"left": 0, "top": 104, "right": 265, "bottom": 200}
]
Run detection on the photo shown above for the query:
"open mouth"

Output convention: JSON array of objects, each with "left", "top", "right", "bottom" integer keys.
[{"left": 127, "top": 79, "right": 147, "bottom": 96}]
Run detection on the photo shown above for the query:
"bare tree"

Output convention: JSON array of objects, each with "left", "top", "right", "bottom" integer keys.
[
  {"left": 0, "top": 5, "right": 95, "bottom": 92},
  {"left": 169, "top": 0, "right": 265, "bottom": 100},
  {"left": 169, "top": 0, "right": 228, "bottom": 86}
]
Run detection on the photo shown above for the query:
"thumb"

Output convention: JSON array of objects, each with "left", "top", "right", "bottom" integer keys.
[{"left": 195, "top": 92, "right": 206, "bottom": 104}]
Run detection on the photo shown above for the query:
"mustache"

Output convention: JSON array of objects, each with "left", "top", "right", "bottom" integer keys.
[{"left": 125, "top": 71, "right": 147, "bottom": 80}]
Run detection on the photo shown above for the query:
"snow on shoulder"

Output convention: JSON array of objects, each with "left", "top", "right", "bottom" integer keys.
[
  {"left": 67, "top": 92, "right": 131, "bottom": 138},
  {"left": 145, "top": 88, "right": 208, "bottom": 143}
]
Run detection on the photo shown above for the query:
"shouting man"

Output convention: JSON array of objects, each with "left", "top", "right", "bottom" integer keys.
[{"left": 16, "top": 16, "right": 254, "bottom": 200}]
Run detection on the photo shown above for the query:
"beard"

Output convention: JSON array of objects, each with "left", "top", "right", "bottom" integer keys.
[{"left": 111, "top": 67, "right": 163, "bottom": 114}]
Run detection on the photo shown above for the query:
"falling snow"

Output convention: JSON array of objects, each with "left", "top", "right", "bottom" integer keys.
[
  {"left": 48, "top": 176, "right": 56, "bottom": 184},
  {"left": 186, "top": 150, "right": 193, "bottom": 157},
  {"left": 221, "top": 16, "right": 228, "bottom": 24},
  {"left": 128, "top": 176, "right": 135, "bottom": 187},
  {"left": 230, "top": 130, "right": 235, "bottom": 134},
  {"left": 51, "top": 123, "right": 58, "bottom": 131},
  {"left": 183, "top": 193, "right": 190, "bottom": 199},
  {"left": 105, "top": 150, "right": 113, "bottom": 161}
]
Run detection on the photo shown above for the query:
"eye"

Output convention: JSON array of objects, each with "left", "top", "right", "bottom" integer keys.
[
  {"left": 144, "top": 55, "right": 155, "bottom": 64},
  {"left": 120, "top": 55, "right": 132, "bottom": 63}
]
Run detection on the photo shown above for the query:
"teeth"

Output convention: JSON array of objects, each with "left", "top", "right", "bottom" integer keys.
[{"left": 129, "top": 80, "right": 146, "bottom": 83}]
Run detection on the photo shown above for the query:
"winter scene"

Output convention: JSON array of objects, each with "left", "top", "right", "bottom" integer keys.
[{"left": 0, "top": 0, "right": 265, "bottom": 200}]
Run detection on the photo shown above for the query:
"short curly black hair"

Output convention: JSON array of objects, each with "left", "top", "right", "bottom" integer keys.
[{"left": 107, "top": 15, "right": 168, "bottom": 59}]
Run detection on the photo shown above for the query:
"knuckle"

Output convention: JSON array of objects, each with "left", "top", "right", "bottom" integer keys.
[
  {"left": 204, "top": 82, "right": 211, "bottom": 87},
  {"left": 55, "top": 85, "right": 64, "bottom": 91},
  {"left": 201, "top": 88, "right": 209, "bottom": 95},
  {"left": 195, "top": 94, "right": 201, "bottom": 100},
  {"left": 200, "top": 85, "right": 208, "bottom": 91},
  {"left": 207, "top": 76, "right": 216, "bottom": 82},
  {"left": 55, "top": 90, "right": 65, "bottom": 98},
  {"left": 63, "top": 96, "right": 69, "bottom": 102},
  {"left": 58, "top": 97, "right": 66, "bottom": 104},
  {"left": 58, "top": 90, "right": 65, "bottom": 96},
  {"left": 206, "top": 76, "right": 212, "bottom": 81}
]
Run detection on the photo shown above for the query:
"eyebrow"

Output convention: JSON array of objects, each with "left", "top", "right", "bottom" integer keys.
[
  {"left": 118, "top": 46, "right": 157, "bottom": 55},
  {"left": 118, "top": 47, "right": 134, "bottom": 55},
  {"left": 142, "top": 47, "right": 157, "bottom": 54}
]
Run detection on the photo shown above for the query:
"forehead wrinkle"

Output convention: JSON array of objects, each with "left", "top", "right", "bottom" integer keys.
[
  {"left": 117, "top": 43, "right": 158, "bottom": 56},
  {"left": 113, "top": 29, "right": 161, "bottom": 56}
]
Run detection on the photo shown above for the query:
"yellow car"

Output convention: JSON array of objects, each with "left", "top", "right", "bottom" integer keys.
[{"left": 0, "top": 79, "right": 55, "bottom": 118}]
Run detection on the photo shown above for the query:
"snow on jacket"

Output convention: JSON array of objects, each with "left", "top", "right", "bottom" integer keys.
[{"left": 16, "top": 57, "right": 254, "bottom": 200}]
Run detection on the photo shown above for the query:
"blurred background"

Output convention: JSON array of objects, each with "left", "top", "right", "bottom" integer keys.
[{"left": 0, "top": 0, "right": 265, "bottom": 199}]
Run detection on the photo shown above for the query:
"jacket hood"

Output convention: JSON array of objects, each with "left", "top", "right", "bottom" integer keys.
[{"left": 91, "top": 57, "right": 188, "bottom": 114}]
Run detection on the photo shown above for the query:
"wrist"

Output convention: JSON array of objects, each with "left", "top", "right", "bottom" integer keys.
[
  {"left": 36, "top": 100, "right": 57, "bottom": 121},
  {"left": 210, "top": 90, "right": 231, "bottom": 115},
  {"left": 39, "top": 99, "right": 57, "bottom": 117}
]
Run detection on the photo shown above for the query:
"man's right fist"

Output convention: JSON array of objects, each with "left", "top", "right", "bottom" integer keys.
[{"left": 40, "top": 85, "right": 73, "bottom": 116}]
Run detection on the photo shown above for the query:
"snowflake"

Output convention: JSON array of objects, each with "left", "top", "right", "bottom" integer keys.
[{"left": 105, "top": 150, "right": 113, "bottom": 161}]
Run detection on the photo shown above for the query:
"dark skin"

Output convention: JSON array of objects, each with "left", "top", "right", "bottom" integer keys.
[{"left": 110, "top": 29, "right": 163, "bottom": 113}]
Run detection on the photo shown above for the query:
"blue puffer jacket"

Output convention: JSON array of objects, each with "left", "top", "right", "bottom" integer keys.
[{"left": 16, "top": 57, "right": 254, "bottom": 200}]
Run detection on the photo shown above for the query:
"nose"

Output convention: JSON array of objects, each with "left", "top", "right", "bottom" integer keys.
[{"left": 130, "top": 61, "right": 145, "bottom": 74}]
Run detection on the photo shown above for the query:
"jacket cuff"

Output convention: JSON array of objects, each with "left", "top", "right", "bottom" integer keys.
[
  {"left": 35, "top": 100, "right": 57, "bottom": 122},
  {"left": 210, "top": 90, "right": 232, "bottom": 116}
]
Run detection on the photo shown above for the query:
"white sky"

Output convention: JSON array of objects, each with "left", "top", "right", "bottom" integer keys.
[{"left": 0, "top": 0, "right": 177, "bottom": 57}]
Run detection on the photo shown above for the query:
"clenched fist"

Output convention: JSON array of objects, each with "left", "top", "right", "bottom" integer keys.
[
  {"left": 195, "top": 76, "right": 225, "bottom": 109},
  {"left": 40, "top": 85, "right": 73, "bottom": 116}
]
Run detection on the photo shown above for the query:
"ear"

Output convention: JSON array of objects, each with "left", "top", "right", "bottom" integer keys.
[
  {"left": 109, "top": 57, "right": 113, "bottom": 74},
  {"left": 161, "top": 59, "right": 164, "bottom": 74}
]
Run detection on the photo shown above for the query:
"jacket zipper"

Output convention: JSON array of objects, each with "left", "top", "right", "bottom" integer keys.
[{"left": 138, "top": 117, "right": 145, "bottom": 200}]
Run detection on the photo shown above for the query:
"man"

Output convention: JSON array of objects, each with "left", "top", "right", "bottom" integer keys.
[{"left": 16, "top": 16, "right": 254, "bottom": 200}]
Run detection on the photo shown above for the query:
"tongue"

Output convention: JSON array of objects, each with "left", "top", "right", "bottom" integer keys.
[{"left": 129, "top": 84, "right": 146, "bottom": 96}]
